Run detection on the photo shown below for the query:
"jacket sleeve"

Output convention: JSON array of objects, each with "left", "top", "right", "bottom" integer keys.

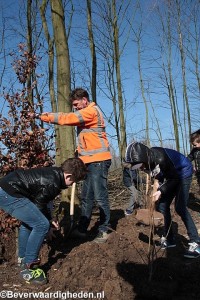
[
  {"left": 40, "top": 107, "right": 96, "bottom": 126},
  {"left": 158, "top": 179, "right": 180, "bottom": 195},
  {"left": 40, "top": 112, "right": 81, "bottom": 126}
]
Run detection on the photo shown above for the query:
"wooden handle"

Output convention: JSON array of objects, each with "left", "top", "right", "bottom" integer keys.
[
  {"left": 152, "top": 179, "right": 159, "bottom": 203},
  {"left": 70, "top": 182, "right": 76, "bottom": 216},
  {"left": 145, "top": 173, "right": 149, "bottom": 195}
]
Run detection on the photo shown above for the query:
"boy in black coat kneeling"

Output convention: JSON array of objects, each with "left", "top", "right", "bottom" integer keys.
[{"left": 0, "top": 157, "right": 87, "bottom": 285}]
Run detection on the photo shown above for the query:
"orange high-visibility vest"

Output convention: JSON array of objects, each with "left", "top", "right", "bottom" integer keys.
[{"left": 40, "top": 102, "right": 112, "bottom": 164}]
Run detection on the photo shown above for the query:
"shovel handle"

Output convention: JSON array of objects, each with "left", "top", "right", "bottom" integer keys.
[
  {"left": 151, "top": 179, "right": 159, "bottom": 204},
  {"left": 145, "top": 173, "right": 149, "bottom": 195},
  {"left": 70, "top": 182, "right": 76, "bottom": 217}
]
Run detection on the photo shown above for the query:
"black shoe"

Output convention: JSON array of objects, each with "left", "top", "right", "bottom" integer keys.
[{"left": 70, "top": 228, "right": 87, "bottom": 239}]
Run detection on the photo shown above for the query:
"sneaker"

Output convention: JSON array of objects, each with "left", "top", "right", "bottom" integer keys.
[
  {"left": 184, "top": 242, "right": 200, "bottom": 258},
  {"left": 156, "top": 238, "right": 176, "bottom": 249},
  {"left": 18, "top": 258, "right": 40, "bottom": 269},
  {"left": 70, "top": 228, "right": 87, "bottom": 239},
  {"left": 94, "top": 232, "right": 108, "bottom": 243},
  {"left": 20, "top": 268, "right": 47, "bottom": 285},
  {"left": 124, "top": 209, "right": 133, "bottom": 216}
]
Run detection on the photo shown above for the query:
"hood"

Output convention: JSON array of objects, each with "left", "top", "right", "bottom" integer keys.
[{"left": 125, "top": 142, "right": 156, "bottom": 170}]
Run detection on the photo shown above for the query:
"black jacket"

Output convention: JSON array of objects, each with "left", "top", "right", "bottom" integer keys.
[
  {"left": 0, "top": 167, "right": 67, "bottom": 214},
  {"left": 188, "top": 148, "right": 200, "bottom": 173},
  {"left": 125, "top": 142, "right": 193, "bottom": 195}
]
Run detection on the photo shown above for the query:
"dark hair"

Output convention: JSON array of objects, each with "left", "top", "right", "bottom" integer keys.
[
  {"left": 61, "top": 157, "right": 88, "bottom": 182},
  {"left": 190, "top": 130, "right": 200, "bottom": 144},
  {"left": 69, "top": 88, "right": 89, "bottom": 103}
]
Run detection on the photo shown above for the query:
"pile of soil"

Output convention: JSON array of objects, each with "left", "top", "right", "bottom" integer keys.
[{"left": 1, "top": 172, "right": 200, "bottom": 300}]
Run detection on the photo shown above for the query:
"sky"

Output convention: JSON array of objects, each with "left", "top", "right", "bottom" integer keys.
[{"left": 0, "top": 0, "right": 199, "bottom": 156}]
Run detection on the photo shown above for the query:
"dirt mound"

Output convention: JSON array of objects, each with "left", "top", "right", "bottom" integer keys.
[{"left": 1, "top": 175, "right": 200, "bottom": 299}]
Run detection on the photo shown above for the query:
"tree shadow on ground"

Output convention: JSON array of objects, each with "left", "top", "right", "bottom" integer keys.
[
  {"left": 138, "top": 222, "right": 190, "bottom": 250},
  {"left": 188, "top": 194, "right": 200, "bottom": 214},
  {"left": 116, "top": 249, "right": 200, "bottom": 300}
]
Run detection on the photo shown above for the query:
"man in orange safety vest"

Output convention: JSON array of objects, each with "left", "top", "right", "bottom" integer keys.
[{"left": 40, "top": 87, "right": 112, "bottom": 243}]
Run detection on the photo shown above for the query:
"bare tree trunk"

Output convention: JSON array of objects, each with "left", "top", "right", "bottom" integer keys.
[
  {"left": 26, "top": 0, "right": 34, "bottom": 105},
  {"left": 87, "top": 0, "right": 97, "bottom": 103},
  {"left": 50, "top": 0, "right": 75, "bottom": 163},
  {"left": 147, "top": 87, "right": 163, "bottom": 147},
  {"left": 167, "top": 8, "right": 180, "bottom": 151},
  {"left": 112, "top": 0, "right": 127, "bottom": 159},
  {"left": 136, "top": 26, "right": 150, "bottom": 147},
  {"left": 176, "top": 0, "right": 191, "bottom": 153},
  {"left": 157, "top": 5, "right": 180, "bottom": 150},
  {"left": 40, "top": 0, "right": 61, "bottom": 165},
  {"left": 129, "top": 2, "right": 150, "bottom": 147}
]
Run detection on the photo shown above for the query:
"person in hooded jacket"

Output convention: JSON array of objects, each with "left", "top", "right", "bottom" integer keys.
[
  {"left": 125, "top": 142, "right": 200, "bottom": 259},
  {"left": 0, "top": 157, "right": 87, "bottom": 285}
]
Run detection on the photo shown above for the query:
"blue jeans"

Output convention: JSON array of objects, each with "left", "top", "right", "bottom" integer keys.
[
  {"left": 78, "top": 160, "right": 111, "bottom": 233},
  {"left": 0, "top": 188, "right": 49, "bottom": 264},
  {"left": 126, "top": 185, "right": 138, "bottom": 211},
  {"left": 158, "top": 177, "right": 200, "bottom": 243}
]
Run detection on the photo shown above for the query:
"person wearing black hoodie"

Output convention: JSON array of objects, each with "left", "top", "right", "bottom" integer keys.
[{"left": 125, "top": 142, "right": 200, "bottom": 259}]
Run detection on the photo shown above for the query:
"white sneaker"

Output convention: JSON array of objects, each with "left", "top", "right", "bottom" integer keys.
[
  {"left": 93, "top": 232, "right": 108, "bottom": 243},
  {"left": 184, "top": 242, "right": 200, "bottom": 258}
]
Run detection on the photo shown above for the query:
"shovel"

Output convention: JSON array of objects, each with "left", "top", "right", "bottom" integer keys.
[{"left": 68, "top": 182, "right": 76, "bottom": 235}]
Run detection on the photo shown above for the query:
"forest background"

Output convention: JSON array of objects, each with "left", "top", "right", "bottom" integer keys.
[{"left": 0, "top": 0, "right": 199, "bottom": 174}]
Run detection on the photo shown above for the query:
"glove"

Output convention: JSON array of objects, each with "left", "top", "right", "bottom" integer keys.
[{"left": 152, "top": 190, "right": 161, "bottom": 202}]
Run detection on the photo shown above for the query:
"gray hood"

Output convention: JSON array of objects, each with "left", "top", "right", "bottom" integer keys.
[{"left": 125, "top": 142, "right": 156, "bottom": 170}]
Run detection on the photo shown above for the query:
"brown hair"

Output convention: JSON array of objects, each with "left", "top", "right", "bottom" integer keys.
[
  {"left": 190, "top": 129, "right": 200, "bottom": 144},
  {"left": 69, "top": 88, "right": 89, "bottom": 103},
  {"left": 61, "top": 157, "right": 88, "bottom": 182}
]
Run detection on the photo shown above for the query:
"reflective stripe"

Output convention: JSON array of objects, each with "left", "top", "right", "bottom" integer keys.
[
  {"left": 53, "top": 113, "right": 60, "bottom": 124},
  {"left": 74, "top": 111, "right": 85, "bottom": 126},
  {"left": 78, "top": 127, "right": 105, "bottom": 134},
  {"left": 80, "top": 147, "right": 110, "bottom": 156},
  {"left": 95, "top": 105, "right": 104, "bottom": 126},
  {"left": 77, "top": 105, "right": 109, "bottom": 156}
]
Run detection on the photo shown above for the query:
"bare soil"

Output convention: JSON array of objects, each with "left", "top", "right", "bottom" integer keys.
[{"left": 1, "top": 171, "right": 200, "bottom": 300}]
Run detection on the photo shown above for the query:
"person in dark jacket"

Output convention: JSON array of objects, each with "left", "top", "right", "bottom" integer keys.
[
  {"left": 0, "top": 157, "right": 87, "bottom": 285},
  {"left": 188, "top": 129, "right": 200, "bottom": 193},
  {"left": 125, "top": 142, "right": 200, "bottom": 258},
  {"left": 122, "top": 162, "right": 143, "bottom": 215}
]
